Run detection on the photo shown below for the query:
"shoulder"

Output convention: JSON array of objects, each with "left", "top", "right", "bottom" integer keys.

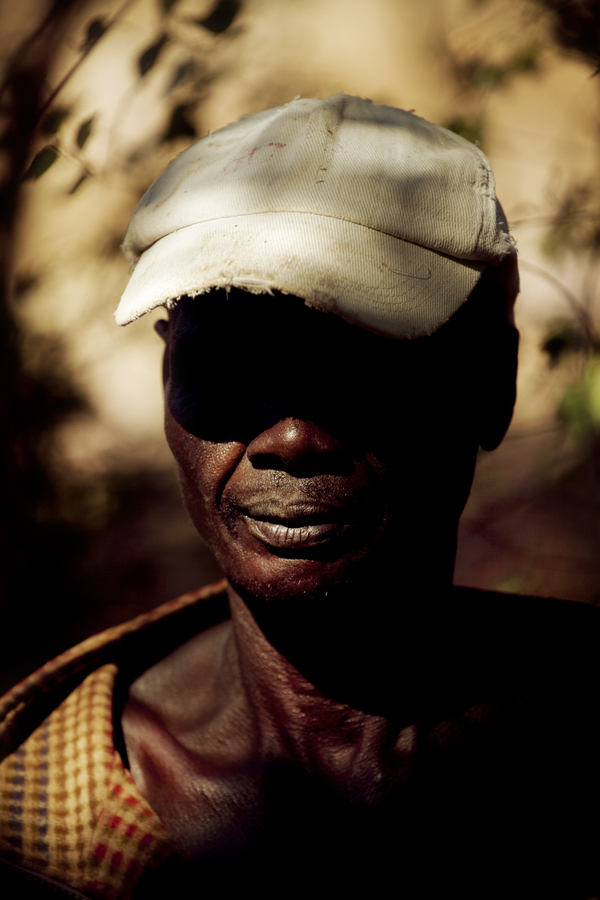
[
  {"left": 0, "top": 580, "right": 228, "bottom": 898},
  {"left": 452, "top": 584, "right": 600, "bottom": 642},
  {"left": 0, "top": 580, "right": 229, "bottom": 762},
  {"left": 451, "top": 585, "right": 600, "bottom": 699}
]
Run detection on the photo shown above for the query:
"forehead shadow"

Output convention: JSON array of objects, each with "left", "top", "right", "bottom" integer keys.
[
  {"left": 168, "top": 289, "right": 363, "bottom": 345},
  {"left": 167, "top": 277, "right": 514, "bottom": 380},
  {"left": 162, "top": 287, "right": 497, "bottom": 459},
  {"left": 165, "top": 288, "right": 482, "bottom": 420},
  {"left": 165, "top": 291, "right": 403, "bottom": 443},
  {"left": 166, "top": 289, "right": 438, "bottom": 368},
  {"left": 166, "top": 282, "right": 491, "bottom": 347}
]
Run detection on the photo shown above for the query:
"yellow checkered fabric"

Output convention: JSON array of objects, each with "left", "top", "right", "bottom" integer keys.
[
  {"left": 0, "top": 665, "right": 171, "bottom": 898},
  {"left": 0, "top": 580, "right": 229, "bottom": 899}
]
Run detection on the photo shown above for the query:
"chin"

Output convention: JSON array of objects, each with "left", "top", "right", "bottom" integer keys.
[{"left": 221, "top": 527, "right": 402, "bottom": 609}]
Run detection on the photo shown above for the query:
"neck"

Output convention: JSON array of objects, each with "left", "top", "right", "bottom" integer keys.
[{"left": 226, "top": 527, "right": 459, "bottom": 721}]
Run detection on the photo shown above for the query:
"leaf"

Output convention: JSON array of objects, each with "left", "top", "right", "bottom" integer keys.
[
  {"left": 558, "top": 358, "right": 600, "bottom": 440},
  {"left": 510, "top": 44, "right": 540, "bottom": 75},
  {"left": 81, "top": 17, "right": 107, "bottom": 51},
  {"left": 541, "top": 325, "right": 585, "bottom": 368},
  {"left": 76, "top": 116, "right": 94, "bottom": 150},
  {"left": 41, "top": 106, "right": 70, "bottom": 136},
  {"left": 194, "top": 0, "right": 241, "bottom": 34},
  {"left": 587, "top": 359, "right": 600, "bottom": 425},
  {"left": 138, "top": 34, "right": 168, "bottom": 77},
  {"left": 559, "top": 385, "right": 593, "bottom": 441},
  {"left": 68, "top": 173, "right": 88, "bottom": 195},
  {"left": 22, "top": 146, "right": 59, "bottom": 180},
  {"left": 162, "top": 104, "right": 197, "bottom": 142},
  {"left": 445, "top": 116, "right": 484, "bottom": 147},
  {"left": 168, "top": 60, "right": 195, "bottom": 92},
  {"left": 12, "top": 273, "right": 38, "bottom": 302}
]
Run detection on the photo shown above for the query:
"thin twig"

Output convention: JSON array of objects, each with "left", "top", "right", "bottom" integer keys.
[
  {"left": 35, "top": 0, "right": 138, "bottom": 127},
  {"left": 519, "top": 258, "right": 596, "bottom": 346},
  {"left": 502, "top": 423, "right": 560, "bottom": 441},
  {"left": 511, "top": 211, "right": 599, "bottom": 227}
]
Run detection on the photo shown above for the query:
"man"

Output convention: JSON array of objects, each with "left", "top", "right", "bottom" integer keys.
[{"left": 1, "top": 94, "right": 599, "bottom": 898}]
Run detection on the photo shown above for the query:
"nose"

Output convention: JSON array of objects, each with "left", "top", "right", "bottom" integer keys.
[{"left": 247, "top": 417, "right": 346, "bottom": 474}]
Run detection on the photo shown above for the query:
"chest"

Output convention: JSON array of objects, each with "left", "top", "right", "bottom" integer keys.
[{"left": 124, "top": 692, "right": 600, "bottom": 882}]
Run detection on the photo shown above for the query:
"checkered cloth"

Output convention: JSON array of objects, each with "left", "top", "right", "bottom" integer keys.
[{"left": 0, "top": 580, "right": 228, "bottom": 899}]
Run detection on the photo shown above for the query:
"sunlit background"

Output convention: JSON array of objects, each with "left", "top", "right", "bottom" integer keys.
[{"left": 1, "top": 0, "right": 599, "bottom": 691}]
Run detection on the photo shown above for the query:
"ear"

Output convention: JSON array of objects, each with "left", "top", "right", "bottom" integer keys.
[
  {"left": 478, "top": 326, "right": 519, "bottom": 451},
  {"left": 154, "top": 319, "right": 170, "bottom": 388}
]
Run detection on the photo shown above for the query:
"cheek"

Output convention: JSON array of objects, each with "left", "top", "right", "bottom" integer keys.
[{"left": 164, "top": 410, "right": 244, "bottom": 547}]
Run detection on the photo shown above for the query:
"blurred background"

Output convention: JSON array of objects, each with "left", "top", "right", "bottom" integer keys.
[{"left": 1, "top": 0, "right": 599, "bottom": 692}]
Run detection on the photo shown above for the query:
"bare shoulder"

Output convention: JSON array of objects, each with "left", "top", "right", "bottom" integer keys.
[
  {"left": 121, "top": 616, "right": 264, "bottom": 857},
  {"left": 125, "top": 618, "right": 235, "bottom": 736}
]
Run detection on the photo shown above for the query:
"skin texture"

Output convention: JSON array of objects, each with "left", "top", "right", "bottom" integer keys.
[
  {"left": 159, "top": 290, "right": 502, "bottom": 606},
  {"left": 121, "top": 288, "right": 522, "bottom": 890}
]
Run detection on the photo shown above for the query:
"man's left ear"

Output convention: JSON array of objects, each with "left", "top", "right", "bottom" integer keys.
[{"left": 478, "top": 326, "right": 519, "bottom": 451}]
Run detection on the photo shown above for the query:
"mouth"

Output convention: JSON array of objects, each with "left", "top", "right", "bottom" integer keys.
[
  {"left": 239, "top": 502, "right": 359, "bottom": 552},
  {"left": 243, "top": 515, "right": 352, "bottom": 549}
]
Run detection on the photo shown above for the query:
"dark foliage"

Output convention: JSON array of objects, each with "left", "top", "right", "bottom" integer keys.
[
  {"left": 81, "top": 16, "right": 107, "bottom": 51},
  {"left": 542, "top": 325, "right": 589, "bottom": 366},
  {"left": 138, "top": 33, "right": 169, "bottom": 77},
  {"left": 162, "top": 103, "right": 197, "bottom": 141},
  {"left": 195, "top": 0, "right": 242, "bottom": 34},
  {"left": 22, "top": 145, "right": 59, "bottom": 180},
  {"left": 536, "top": 0, "right": 600, "bottom": 71}
]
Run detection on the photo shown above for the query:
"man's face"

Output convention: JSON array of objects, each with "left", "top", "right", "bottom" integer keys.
[{"left": 162, "top": 292, "right": 480, "bottom": 604}]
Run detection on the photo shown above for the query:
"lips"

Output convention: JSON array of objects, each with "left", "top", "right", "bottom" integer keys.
[
  {"left": 233, "top": 493, "right": 363, "bottom": 552},
  {"left": 243, "top": 514, "right": 351, "bottom": 549},
  {"left": 223, "top": 468, "right": 382, "bottom": 557}
]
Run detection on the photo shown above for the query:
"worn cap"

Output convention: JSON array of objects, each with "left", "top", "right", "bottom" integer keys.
[{"left": 116, "top": 93, "right": 518, "bottom": 338}]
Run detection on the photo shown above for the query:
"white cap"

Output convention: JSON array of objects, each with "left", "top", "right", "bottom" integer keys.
[{"left": 116, "top": 94, "right": 518, "bottom": 338}]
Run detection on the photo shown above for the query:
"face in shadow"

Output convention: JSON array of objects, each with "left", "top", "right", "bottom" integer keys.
[{"left": 159, "top": 288, "right": 516, "bottom": 606}]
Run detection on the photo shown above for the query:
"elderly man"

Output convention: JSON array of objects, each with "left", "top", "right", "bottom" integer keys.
[{"left": 1, "top": 95, "right": 600, "bottom": 899}]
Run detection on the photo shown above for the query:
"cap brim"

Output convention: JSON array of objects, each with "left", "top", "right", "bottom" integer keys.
[{"left": 116, "top": 212, "right": 484, "bottom": 338}]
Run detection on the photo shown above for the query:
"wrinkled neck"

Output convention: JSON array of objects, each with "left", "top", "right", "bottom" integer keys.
[{"left": 225, "top": 522, "right": 458, "bottom": 724}]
